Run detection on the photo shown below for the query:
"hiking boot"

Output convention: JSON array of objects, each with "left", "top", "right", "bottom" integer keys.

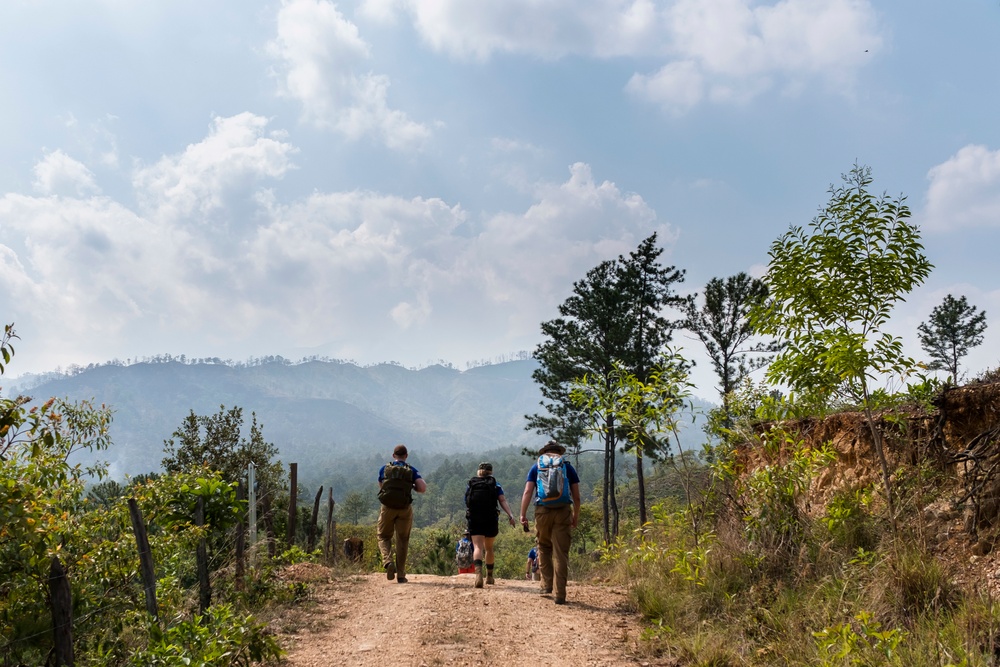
[
  {"left": 554, "top": 597, "right": 566, "bottom": 605},
  {"left": 397, "top": 575, "right": 408, "bottom": 584},
  {"left": 474, "top": 565, "right": 484, "bottom": 588},
  {"left": 385, "top": 562, "right": 396, "bottom": 581},
  {"left": 486, "top": 573, "right": 495, "bottom": 585},
  {"left": 540, "top": 587, "right": 552, "bottom": 595}
]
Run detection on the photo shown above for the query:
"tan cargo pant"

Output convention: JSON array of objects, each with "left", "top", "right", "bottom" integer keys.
[
  {"left": 377, "top": 504, "right": 414, "bottom": 577},
  {"left": 534, "top": 504, "right": 573, "bottom": 601}
]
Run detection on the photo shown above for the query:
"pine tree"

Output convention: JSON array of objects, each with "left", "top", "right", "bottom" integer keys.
[
  {"left": 917, "top": 294, "right": 987, "bottom": 384},
  {"left": 528, "top": 233, "right": 686, "bottom": 541}
]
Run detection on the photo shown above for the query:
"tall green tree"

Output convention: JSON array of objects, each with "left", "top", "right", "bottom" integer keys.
[
  {"left": 615, "top": 236, "right": 689, "bottom": 527},
  {"left": 528, "top": 233, "right": 686, "bottom": 541},
  {"left": 162, "top": 405, "right": 283, "bottom": 498},
  {"left": 684, "top": 272, "right": 779, "bottom": 420},
  {"left": 917, "top": 294, "right": 987, "bottom": 384},
  {"left": 752, "top": 164, "right": 933, "bottom": 522}
]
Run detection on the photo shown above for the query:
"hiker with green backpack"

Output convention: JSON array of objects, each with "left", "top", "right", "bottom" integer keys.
[
  {"left": 376, "top": 444, "right": 427, "bottom": 584},
  {"left": 519, "top": 440, "right": 581, "bottom": 605},
  {"left": 464, "top": 462, "right": 517, "bottom": 588}
]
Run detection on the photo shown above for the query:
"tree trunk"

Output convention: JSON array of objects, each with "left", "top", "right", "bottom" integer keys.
[
  {"left": 49, "top": 557, "right": 74, "bottom": 666},
  {"left": 863, "top": 403, "right": 897, "bottom": 531},
  {"left": 308, "top": 485, "right": 323, "bottom": 553},
  {"left": 262, "top": 487, "right": 276, "bottom": 559},
  {"left": 235, "top": 482, "right": 246, "bottom": 590},
  {"left": 636, "top": 448, "right": 647, "bottom": 527},
  {"left": 601, "top": 429, "right": 612, "bottom": 545},
  {"left": 607, "top": 413, "right": 619, "bottom": 539},
  {"left": 325, "top": 488, "right": 336, "bottom": 564},
  {"left": 287, "top": 462, "right": 298, "bottom": 548},
  {"left": 127, "top": 498, "right": 158, "bottom": 622},
  {"left": 195, "top": 496, "right": 211, "bottom": 614}
]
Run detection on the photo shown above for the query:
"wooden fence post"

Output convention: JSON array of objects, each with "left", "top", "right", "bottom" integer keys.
[
  {"left": 49, "top": 556, "right": 74, "bottom": 666},
  {"left": 195, "top": 496, "right": 211, "bottom": 614},
  {"left": 286, "top": 463, "right": 298, "bottom": 549},
  {"left": 262, "top": 487, "right": 275, "bottom": 559},
  {"left": 127, "top": 498, "right": 159, "bottom": 623},
  {"left": 235, "top": 482, "right": 246, "bottom": 589},
  {"left": 324, "top": 488, "right": 336, "bottom": 564},
  {"left": 307, "top": 485, "right": 323, "bottom": 553}
]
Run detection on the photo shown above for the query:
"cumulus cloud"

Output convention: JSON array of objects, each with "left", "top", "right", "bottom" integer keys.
[
  {"left": 1, "top": 112, "right": 671, "bottom": 372},
  {"left": 382, "top": 0, "right": 880, "bottom": 112},
  {"left": 32, "top": 150, "right": 101, "bottom": 197},
  {"left": 267, "top": 0, "right": 430, "bottom": 148},
  {"left": 132, "top": 112, "right": 297, "bottom": 222},
  {"left": 631, "top": 0, "right": 880, "bottom": 112},
  {"left": 922, "top": 145, "right": 1000, "bottom": 232}
]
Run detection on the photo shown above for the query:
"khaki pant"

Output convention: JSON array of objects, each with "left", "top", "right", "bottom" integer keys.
[
  {"left": 377, "top": 504, "right": 413, "bottom": 577},
  {"left": 534, "top": 504, "right": 573, "bottom": 600}
]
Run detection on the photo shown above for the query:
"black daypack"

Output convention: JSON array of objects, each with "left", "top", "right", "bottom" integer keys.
[
  {"left": 465, "top": 476, "right": 498, "bottom": 514},
  {"left": 378, "top": 462, "right": 414, "bottom": 509}
]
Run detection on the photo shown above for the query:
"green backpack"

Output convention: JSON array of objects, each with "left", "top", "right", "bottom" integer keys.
[{"left": 378, "top": 462, "right": 414, "bottom": 509}]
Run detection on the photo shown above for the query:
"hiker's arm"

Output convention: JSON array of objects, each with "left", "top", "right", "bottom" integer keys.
[
  {"left": 519, "top": 481, "right": 535, "bottom": 528},
  {"left": 413, "top": 477, "right": 427, "bottom": 494},
  {"left": 570, "top": 483, "right": 581, "bottom": 529},
  {"left": 498, "top": 495, "right": 516, "bottom": 526}
]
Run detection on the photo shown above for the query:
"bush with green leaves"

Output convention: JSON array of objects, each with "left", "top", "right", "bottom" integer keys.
[{"left": 127, "top": 604, "right": 282, "bottom": 667}]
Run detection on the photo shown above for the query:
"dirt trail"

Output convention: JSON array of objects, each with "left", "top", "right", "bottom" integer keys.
[{"left": 272, "top": 569, "right": 660, "bottom": 667}]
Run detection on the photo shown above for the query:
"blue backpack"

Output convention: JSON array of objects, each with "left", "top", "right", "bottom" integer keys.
[
  {"left": 455, "top": 537, "right": 474, "bottom": 569},
  {"left": 535, "top": 454, "right": 571, "bottom": 506}
]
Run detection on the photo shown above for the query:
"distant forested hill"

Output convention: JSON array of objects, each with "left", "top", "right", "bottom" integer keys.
[{"left": 4, "top": 358, "right": 713, "bottom": 489}]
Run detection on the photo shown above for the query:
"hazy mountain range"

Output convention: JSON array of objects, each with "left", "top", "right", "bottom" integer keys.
[{"left": 3, "top": 358, "right": 711, "bottom": 485}]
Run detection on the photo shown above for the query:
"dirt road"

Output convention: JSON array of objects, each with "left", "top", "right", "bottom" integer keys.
[{"left": 272, "top": 567, "right": 659, "bottom": 667}]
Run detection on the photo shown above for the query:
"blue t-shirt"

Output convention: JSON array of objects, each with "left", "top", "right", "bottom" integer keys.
[{"left": 378, "top": 460, "right": 422, "bottom": 483}]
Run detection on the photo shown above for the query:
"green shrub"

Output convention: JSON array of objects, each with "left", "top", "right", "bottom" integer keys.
[{"left": 127, "top": 604, "right": 282, "bottom": 667}]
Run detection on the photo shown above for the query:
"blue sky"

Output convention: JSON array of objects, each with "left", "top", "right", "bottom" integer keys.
[{"left": 1, "top": 0, "right": 999, "bottom": 401}]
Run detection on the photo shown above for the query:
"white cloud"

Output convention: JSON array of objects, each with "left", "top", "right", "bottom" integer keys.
[
  {"left": 132, "top": 112, "right": 297, "bottom": 222},
  {"left": 267, "top": 0, "right": 430, "bottom": 148},
  {"left": 384, "top": 0, "right": 879, "bottom": 112},
  {"left": 1, "top": 102, "right": 672, "bottom": 375},
  {"left": 0, "top": 193, "right": 187, "bottom": 338},
  {"left": 474, "top": 163, "right": 675, "bottom": 327},
  {"left": 922, "top": 145, "right": 1000, "bottom": 232},
  {"left": 32, "top": 150, "right": 101, "bottom": 197},
  {"left": 389, "top": 0, "right": 665, "bottom": 60},
  {"left": 626, "top": 60, "right": 704, "bottom": 116},
  {"left": 633, "top": 0, "right": 879, "bottom": 112}
]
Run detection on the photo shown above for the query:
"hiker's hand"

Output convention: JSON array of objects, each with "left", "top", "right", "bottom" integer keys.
[{"left": 508, "top": 516, "right": 516, "bottom": 527}]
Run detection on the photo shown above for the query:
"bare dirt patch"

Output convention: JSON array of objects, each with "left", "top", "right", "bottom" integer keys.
[{"left": 272, "top": 571, "right": 661, "bottom": 667}]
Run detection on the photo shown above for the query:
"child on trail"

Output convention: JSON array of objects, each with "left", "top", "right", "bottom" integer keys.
[{"left": 525, "top": 540, "right": 540, "bottom": 581}]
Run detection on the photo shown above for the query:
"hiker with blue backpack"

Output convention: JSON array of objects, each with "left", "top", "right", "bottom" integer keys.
[
  {"left": 465, "top": 462, "right": 517, "bottom": 588},
  {"left": 376, "top": 444, "right": 427, "bottom": 584},
  {"left": 519, "top": 440, "right": 581, "bottom": 605},
  {"left": 455, "top": 530, "right": 475, "bottom": 574}
]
